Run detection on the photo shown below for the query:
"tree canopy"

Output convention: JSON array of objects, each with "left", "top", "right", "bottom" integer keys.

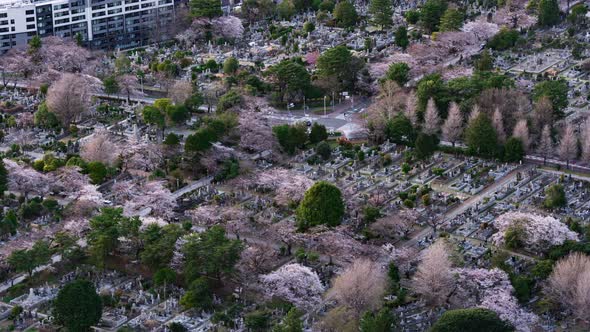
[
  {"left": 296, "top": 181, "right": 345, "bottom": 231},
  {"left": 430, "top": 308, "right": 514, "bottom": 332},
  {"left": 54, "top": 279, "right": 103, "bottom": 332}
]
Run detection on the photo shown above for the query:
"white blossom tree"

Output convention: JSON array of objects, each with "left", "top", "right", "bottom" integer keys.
[
  {"left": 492, "top": 108, "right": 506, "bottom": 143},
  {"left": 260, "top": 263, "right": 324, "bottom": 310},
  {"left": 558, "top": 124, "right": 578, "bottom": 168},
  {"left": 412, "top": 240, "right": 455, "bottom": 306},
  {"left": 422, "top": 98, "right": 441, "bottom": 135},
  {"left": 491, "top": 212, "right": 578, "bottom": 252},
  {"left": 4, "top": 159, "right": 49, "bottom": 199},
  {"left": 546, "top": 252, "right": 590, "bottom": 321},
  {"left": 512, "top": 119, "right": 530, "bottom": 152},
  {"left": 442, "top": 102, "right": 464, "bottom": 146},
  {"left": 537, "top": 125, "right": 553, "bottom": 164},
  {"left": 80, "top": 129, "right": 120, "bottom": 166}
]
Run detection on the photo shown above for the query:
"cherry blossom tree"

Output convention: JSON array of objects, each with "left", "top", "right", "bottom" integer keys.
[
  {"left": 404, "top": 90, "right": 419, "bottom": 126},
  {"left": 118, "top": 74, "right": 142, "bottom": 102},
  {"left": 168, "top": 80, "right": 193, "bottom": 105},
  {"left": 80, "top": 129, "right": 120, "bottom": 166},
  {"left": 239, "top": 168, "right": 313, "bottom": 206},
  {"left": 452, "top": 267, "right": 539, "bottom": 332},
  {"left": 512, "top": 119, "right": 530, "bottom": 152},
  {"left": 211, "top": 16, "right": 244, "bottom": 40},
  {"left": 46, "top": 73, "right": 98, "bottom": 126},
  {"left": 546, "top": 253, "right": 590, "bottom": 321},
  {"left": 326, "top": 259, "right": 387, "bottom": 316},
  {"left": 123, "top": 181, "right": 177, "bottom": 219},
  {"left": 120, "top": 137, "right": 163, "bottom": 172},
  {"left": 581, "top": 120, "right": 590, "bottom": 163},
  {"left": 492, "top": 108, "right": 506, "bottom": 143},
  {"left": 4, "top": 159, "right": 49, "bottom": 199},
  {"left": 491, "top": 212, "right": 578, "bottom": 252},
  {"left": 381, "top": 244, "right": 419, "bottom": 275},
  {"left": 422, "top": 98, "right": 440, "bottom": 136},
  {"left": 260, "top": 263, "right": 324, "bottom": 310},
  {"left": 238, "top": 110, "right": 275, "bottom": 153},
  {"left": 442, "top": 102, "right": 464, "bottom": 145},
  {"left": 558, "top": 124, "right": 578, "bottom": 168},
  {"left": 238, "top": 243, "right": 279, "bottom": 276},
  {"left": 412, "top": 240, "right": 455, "bottom": 306}
]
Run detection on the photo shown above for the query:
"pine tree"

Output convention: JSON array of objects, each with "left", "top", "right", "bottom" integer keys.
[
  {"left": 369, "top": 0, "right": 393, "bottom": 29},
  {"left": 538, "top": 0, "right": 560, "bottom": 26},
  {"left": 0, "top": 159, "right": 7, "bottom": 197}
]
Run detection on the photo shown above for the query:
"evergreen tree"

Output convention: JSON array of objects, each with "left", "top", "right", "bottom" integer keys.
[
  {"left": 420, "top": 0, "right": 448, "bottom": 33},
  {"left": 430, "top": 308, "right": 513, "bottom": 332},
  {"left": 189, "top": 0, "right": 223, "bottom": 18},
  {"left": 394, "top": 26, "right": 409, "bottom": 50},
  {"left": 439, "top": 8, "right": 463, "bottom": 31},
  {"left": 538, "top": 0, "right": 560, "bottom": 26},
  {"left": 309, "top": 122, "right": 328, "bottom": 143},
  {"left": 465, "top": 113, "right": 498, "bottom": 158},
  {"left": 223, "top": 57, "right": 239, "bottom": 75},
  {"left": 359, "top": 308, "right": 396, "bottom": 332},
  {"left": 296, "top": 181, "right": 344, "bottom": 231},
  {"left": 369, "top": 0, "right": 393, "bottom": 29},
  {"left": 333, "top": 0, "right": 358, "bottom": 28},
  {"left": 504, "top": 137, "right": 524, "bottom": 162},
  {"left": 54, "top": 280, "right": 103, "bottom": 332},
  {"left": 273, "top": 308, "right": 303, "bottom": 332},
  {"left": 386, "top": 62, "right": 410, "bottom": 86}
]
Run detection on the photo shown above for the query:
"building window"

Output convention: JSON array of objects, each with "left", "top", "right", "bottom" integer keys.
[
  {"left": 26, "top": 24, "right": 35, "bottom": 29},
  {"left": 26, "top": 9, "right": 34, "bottom": 15}
]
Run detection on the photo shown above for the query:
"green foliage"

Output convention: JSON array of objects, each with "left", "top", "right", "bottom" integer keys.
[
  {"left": 273, "top": 123, "right": 308, "bottom": 154},
  {"left": 359, "top": 308, "right": 396, "bottom": 332},
  {"left": 414, "top": 133, "right": 437, "bottom": 160},
  {"left": 315, "top": 141, "right": 332, "bottom": 160},
  {"left": 532, "top": 80, "right": 568, "bottom": 118},
  {"left": 430, "top": 308, "right": 514, "bottom": 332},
  {"left": 405, "top": 10, "right": 420, "bottom": 24},
  {"left": 143, "top": 105, "right": 166, "bottom": 128},
  {"left": 140, "top": 224, "right": 184, "bottom": 271},
  {"left": 54, "top": 280, "right": 103, "bottom": 332},
  {"left": 363, "top": 205, "right": 381, "bottom": 223},
  {"left": 273, "top": 308, "right": 303, "bottom": 332},
  {"left": 543, "top": 184, "right": 567, "bottom": 209},
  {"left": 245, "top": 309, "right": 271, "bottom": 331},
  {"left": 223, "top": 57, "right": 240, "bottom": 75},
  {"left": 388, "top": 261, "right": 400, "bottom": 284},
  {"left": 0, "top": 210, "right": 18, "bottom": 237},
  {"left": 385, "top": 62, "right": 410, "bottom": 86},
  {"left": 7, "top": 240, "right": 51, "bottom": 277},
  {"left": 504, "top": 225, "right": 524, "bottom": 250},
  {"left": 531, "top": 259, "right": 554, "bottom": 279},
  {"left": 394, "top": 26, "right": 409, "bottom": 50},
  {"left": 277, "top": 0, "right": 295, "bottom": 19},
  {"left": 88, "top": 208, "right": 127, "bottom": 268},
  {"left": 385, "top": 114, "right": 415, "bottom": 145},
  {"left": 180, "top": 277, "right": 213, "bottom": 310},
  {"left": 164, "top": 133, "right": 181, "bottom": 146},
  {"left": 296, "top": 181, "right": 344, "bottom": 231},
  {"left": 369, "top": 0, "right": 393, "bottom": 28},
  {"left": 215, "top": 158, "right": 240, "bottom": 181},
  {"left": 416, "top": 73, "right": 448, "bottom": 114},
  {"left": 267, "top": 60, "right": 311, "bottom": 103},
  {"left": 316, "top": 45, "right": 355, "bottom": 91},
  {"left": 34, "top": 102, "right": 60, "bottom": 129},
  {"left": 465, "top": 113, "right": 498, "bottom": 158},
  {"left": 504, "top": 137, "right": 524, "bottom": 162},
  {"left": 86, "top": 161, "right": 108, "bottom": 184},
  {"left": 217, "top": 90, "right": 243, "bottom": 112},
  {"left": 189, "top": 0, "right": 222, "bottom": 18},
  {"left": 476, "top": 49, "right": 494, "bottom": 71},
  {"left": 538, "top": 0, "right": 560, "bottom": 26},
  {"left": 309, "top": 122, "right": 328, "bottom": 143},
  {"left": 439, "top": 8, "right": 463, "bottom": 31},
  {"left": 153, "top": 267, "right": 177, "bottom": 288},
  {"left": 420, "top": 0, "right": 448, "bottom": 32},
  {"left": 166, "top": 105, "right": 190, "bottom": 124},
  {"left": 511, "top": 275, "right": 533, "bottom": 303},
  {"left": 487, "top": 28, "right": 519, "bottom": 50},
  {"left": 303, "top": 21, "right": 315, "bottom": 34},
  {"left": 333, "top": 0, "right": 358, "bottom": 28},
  {"left": 185, "top": 127, "right": 217, "bottom": 152},
  {"left": 103, "top": 76, "right": 120, "bottom": 95},
  {"left": 182, "top": 225, "right": 243, "bottom": 281},
  {"left": 185, "top": 93, "right": 204, "bottom": 112}
]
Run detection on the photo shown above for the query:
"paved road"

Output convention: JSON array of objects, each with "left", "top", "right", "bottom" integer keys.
[{"left": 401, "top": 164, "right": 532, "bottom": 248}]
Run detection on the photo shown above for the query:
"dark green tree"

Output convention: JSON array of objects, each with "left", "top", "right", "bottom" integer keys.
[
  {"left": 309, "top": 122, "right": 328, "bottom": 143},
  {"left": 385, "top": 114, "right": 415, "bottom": 145},
  {"left": 316, "top": 45, "right": 357, "bottom": 92},
  {"left": 140, "top": 224, "right": 184, "bottom": 271},
  {"left": 439, "top": 8, "right": 463, "bottom": 31},
  {"left": 7, "top": 240, "right": 51, "bottom": 277},
  {"left": 544, "top": 184, "right": 567, "bottom": 209},
  {"left": 394, "top": 26, "right": 409, "bottom": 50},
  {"left": 88, "top": 208, "right": 126, "bottom": 268},
  {"left": 385, "top": 62, "right": 410, "bottom": 86},
  {"left": 189, "top": 0, "right": 222, "bottom": 18},
  {"left": 180, "top": 277, "right": 213, "bottom": 310},
  {"left": 430, "top": 308, "right": 514, "bottom": 332},
  {"left": 296, "top": 181, "right": 344, "bottom": 231},
  {"left": 273, "top": 308, "right": 303, "bottom": 332},
  {"left": 532, "top": 80, "right": 568, "bottom": 118},
  {"left": 103, "top": 76, "right": 120, "bottom": 96},
  {"left": 420, "top": 0, "right": 448, "bottom": 33},
  {"left": 316, "top": 141, "right": 332, "bottom": 159},
  {"left": 182, "top": 225, "right": 243, "bottom": 282},
  {"left": 54, "top": 280, "right": 103, "bottom": 332},
  {"left": 465, "top": 113, "right": 498, "bottom": 158},
  {"left": 267, "top": 60, "right": 311, "bottom": 103},
  {"left": 369, "top": 0, "right": 393, "bottom": 29},
  {"left": 0, "top": 210, "right": 18, "bottom": 238},
  {"left": 504, "top": 137, "right": 524, "bottom": 162},
  {"left": 414, "top": 133, "right": 437, "bottom": 160},
  {"left": 359, "top": 308, "right": 396, "bottom": 332},
  {"left": 273, "top": 123, "right": 308, "bottom": 154},
  {"left": 486, "top": 28, "right": 519, "bottom": 50},
  {"left": 86, "top": 161, "right": 108, "bottom": 184},
  {"left": 34, "top": 102, "right": 60, "bottom": 129},
  {"left": 476, "top": 49, "right": 494, "bottom": 71},
  {"left": 142, "top": 105, "right": 166, "bottom": 129},
  {"left": 538, "top": 0, "right": 560, "bottom": 26},
  {"left": 185, "top": 127, "right": 217, "bottom": 152},
  {"left": 333, "top": 0, "right": 358, "bottom": 28},
  {"left": 223, "top": 57, "right": 240, "bottom": 75}
]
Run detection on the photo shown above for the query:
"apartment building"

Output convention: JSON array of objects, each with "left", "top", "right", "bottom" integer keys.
[{"left": 0, "top": 0, "right": 179, "bottom": 53}]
